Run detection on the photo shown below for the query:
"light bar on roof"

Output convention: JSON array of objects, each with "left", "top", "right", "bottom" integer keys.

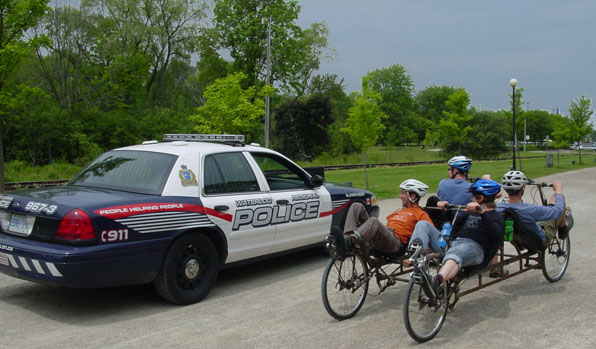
[{"left": 163, "top": 134, "right": 245, "bottom": 143}]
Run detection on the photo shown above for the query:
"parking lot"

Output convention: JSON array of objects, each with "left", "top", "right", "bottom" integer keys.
[{"left": 1, "top": 167, "right": 595, "bottom": 348}]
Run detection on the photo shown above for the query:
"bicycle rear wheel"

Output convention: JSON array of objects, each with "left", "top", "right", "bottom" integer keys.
[
  {"left": 321, "top": 255, "right": 369, "bottom": 320},
  {"left": 403, "top": 266, "right": 448, "bottom": 343},
  {"left": 541, "top": 234, "right": 570, "bottom": 282}
]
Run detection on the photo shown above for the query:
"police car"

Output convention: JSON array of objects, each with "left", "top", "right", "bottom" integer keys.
[{"left": 0, "top": 134, "right": 378, "bottom": 304}]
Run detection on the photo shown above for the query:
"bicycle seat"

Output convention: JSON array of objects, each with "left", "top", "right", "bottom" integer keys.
[
  {"left": 371, "top": 249, "right": 406, "bottom": 263},
  {"left": 503, "top": 208, "right": 544, "bottom": 253}
]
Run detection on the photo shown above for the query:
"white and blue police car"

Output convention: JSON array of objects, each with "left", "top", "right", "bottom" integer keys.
[{"left": 0, "top": 134, "right": 378, "bottom": 304}]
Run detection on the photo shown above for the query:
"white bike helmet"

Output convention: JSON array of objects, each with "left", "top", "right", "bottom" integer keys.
[
  {"left": 399, "top": 179, "right": 429, "bottom": 198},
  {"left": 502, "top": 170, "right": 529, "bottom": 190}
]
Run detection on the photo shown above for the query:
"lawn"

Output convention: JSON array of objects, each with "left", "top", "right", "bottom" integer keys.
[{"left": 324, "top": 153, "right": 596, "bottom": 200}]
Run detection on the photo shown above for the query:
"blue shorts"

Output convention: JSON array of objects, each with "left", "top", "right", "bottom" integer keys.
[{"left": 443, "top": 238, "right": 484, "bottom": 269}]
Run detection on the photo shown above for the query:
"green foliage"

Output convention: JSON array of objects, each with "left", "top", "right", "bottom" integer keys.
[
  {"left": 463, "top": 110, "right": 508, "bottom": 157},
  {"left": 415, "top": 85, "right": 459, "bottom": 123},
  {"left": 342, "top": 89, "right": 387, "bottom": 152},
  {"left": 567, "top": 95, "right": 594, "bottom": 141},
  {"left": 437, "top": 88, "right": 473, "bottom": 154},
  {"left": 212, "top": 0, "right": 329, "bottom": 95},
  {"left": 4, "top": 160, "right": 81, "bottom": 182},
  {"left": 0, "top": 0, "right": 51, "bottom": 190},
  {"left": 273, "top": 94, "right": 333, "bottom": 158},
  {"left": 361, "top": 64, "right": 416, "bottom": 145},
  {"left": 189, "top": 72, "right": 274, "bottom": 140}
]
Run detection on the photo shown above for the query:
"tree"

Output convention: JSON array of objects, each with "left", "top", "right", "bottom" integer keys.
[
  {"left": 307, "top": 74, "right": 354, "bottom": 155},
  {"left": 464, "top": 109, "right": 508, "bottom": 157},
  {"left": 361, "top": 64, "right": 416, "bottom": 145},
  {"left": 82, "top": 0, "right": 209, "bottom": 104},
  {"left": 211, "top": 0, "right": 330, "bottom": 94},
  {"left": 415, "top": 85, "right": 458, "bottom": 123},
  {"left": 0, "top": 0, "right": 50, "bottom": 191},
  {"left": 189, "top": 72, "right": 274, "bottom": 141},
  {"left": 342, "top": 89, "right": 387, "bottom": 189},
  {"left": 273, "top": 94, "right": 333, "bottom": 159},
  {"left": 437, "top": 88, "right": 473, "bottom": 155},
  {"left": 567, "top": 95, "right": 594, "bottom": 163}
]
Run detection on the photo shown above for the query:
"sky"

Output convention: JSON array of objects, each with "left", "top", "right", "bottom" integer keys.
[{"left": 296, "top": 0, "right": 596, "bottom": 118}]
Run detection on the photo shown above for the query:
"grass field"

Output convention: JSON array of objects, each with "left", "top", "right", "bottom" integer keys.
[{"left": 324, "top": 152, "right": 596, "bottom": 200}]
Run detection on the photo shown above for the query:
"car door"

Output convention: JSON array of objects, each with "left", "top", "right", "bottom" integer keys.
[
  {"left": 248, "top": 152, "right": 332, "bottom": 253},
  {"left": 200, "top": 152, "right": 275, "bottom": 263}
]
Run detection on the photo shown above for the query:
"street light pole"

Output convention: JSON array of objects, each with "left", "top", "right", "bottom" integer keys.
[{"left": 509, "top": 78, "right": 518, "bottom": 170}]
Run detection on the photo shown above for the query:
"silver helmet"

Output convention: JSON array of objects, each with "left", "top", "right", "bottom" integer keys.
[
  {"left": 502, "top": 170, "right": 529, "bottom": 190},
  {"left": 400, "top": 179, "right": 429, "bottom": 198}
]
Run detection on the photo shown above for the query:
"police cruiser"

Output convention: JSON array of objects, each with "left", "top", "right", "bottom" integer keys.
[{"left": 0, "top": 134, "right": 378, "bottom": 304}]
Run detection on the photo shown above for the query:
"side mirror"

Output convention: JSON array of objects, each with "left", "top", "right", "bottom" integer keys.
[{"left": 310, "top": 175, "right": 324, "bottom": 188}]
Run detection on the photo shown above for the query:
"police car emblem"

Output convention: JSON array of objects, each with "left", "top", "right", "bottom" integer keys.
[{"left": 179, "top": 165, "right": 198, "bottom": 186}]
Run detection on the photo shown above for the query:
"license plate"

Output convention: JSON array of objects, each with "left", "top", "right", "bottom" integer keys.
[{"left": 8, "top": 214, "right": 32, "bottom": 236}]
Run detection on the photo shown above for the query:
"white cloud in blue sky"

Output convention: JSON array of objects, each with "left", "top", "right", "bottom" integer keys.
[{"left": 297, "top": 0, "right": 596, "bottom": 117}]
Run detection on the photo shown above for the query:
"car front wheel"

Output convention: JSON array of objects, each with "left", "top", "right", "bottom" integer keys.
[{"left": 154, "top": 233, "right": 219, "bottom": 305}]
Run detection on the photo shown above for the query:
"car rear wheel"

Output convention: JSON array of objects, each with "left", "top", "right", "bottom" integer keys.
[{"left": 154, "top": 233, "right": 219, "bottom": 305}]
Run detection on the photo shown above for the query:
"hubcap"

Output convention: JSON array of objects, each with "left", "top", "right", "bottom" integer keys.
[{"left": 185, "top": 259, "right": 200, "bottom": 279}]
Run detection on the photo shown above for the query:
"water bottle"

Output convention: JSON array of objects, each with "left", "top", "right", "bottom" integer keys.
[
  {"left": 504, "top": 219, "right": 514, "bottom": 242},
  {"left": 437, "top": 222, "right": 452, "bottom": 249}
]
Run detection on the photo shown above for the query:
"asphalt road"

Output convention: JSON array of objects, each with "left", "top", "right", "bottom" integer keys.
[{"left": 1, "top": 167, "right": 595, "bottom": 348}]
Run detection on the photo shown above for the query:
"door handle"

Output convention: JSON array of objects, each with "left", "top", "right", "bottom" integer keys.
[
  {"left": 276, "top": 200, "right": 289, "bottom": 205},
  {"left": 214, "top": 205, "right": 229, "bottom": 211}
]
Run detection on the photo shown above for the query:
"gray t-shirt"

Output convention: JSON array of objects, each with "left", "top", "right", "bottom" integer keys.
[
  {"left": 438, "top": 179, "right": 472, "bottom": 205},
  {"left": 496, "top": 194, "right": 564, "bottom": 243}
]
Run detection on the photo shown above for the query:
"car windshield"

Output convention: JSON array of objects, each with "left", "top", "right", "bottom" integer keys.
[{"left": 69, "top": 150, "right": 177, "bottom": 194}]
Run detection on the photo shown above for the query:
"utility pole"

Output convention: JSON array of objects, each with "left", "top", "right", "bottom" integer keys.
[
  {"left": 524, "top": 102, "right": 529, "bottom": 151},
  {"left": 264, "top": 17, "right": 272, "bottom": 148}
]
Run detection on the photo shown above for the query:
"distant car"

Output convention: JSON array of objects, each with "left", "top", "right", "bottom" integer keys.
[
  {"left": 0, "top": 134, "right": 379, "bottom": 304},
  {"left": 579, "top": 143, "right": 596, "bottom": 151},
  {"left": 569, "top": 143, "right": 580, "bottom": 150}
]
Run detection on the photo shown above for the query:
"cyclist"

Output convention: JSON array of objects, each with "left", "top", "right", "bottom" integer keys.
[
  {"left": 496, "top": 170, "right": 568, "bottom": 244},
  {"left": 437, "top": 156, "right": 474, "bottom": 205},
  {"left": 330, "top": 179, "right": 433, "bottom": 257},
  {"left": 408, "top": 179, "right": 505, "bottom": 299}
]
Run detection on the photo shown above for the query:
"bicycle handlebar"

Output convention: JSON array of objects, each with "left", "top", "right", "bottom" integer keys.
[{"left": 527, "top": 179, "right": 553, "bottom": 188}]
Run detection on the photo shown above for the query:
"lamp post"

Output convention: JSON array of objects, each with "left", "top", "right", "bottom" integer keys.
[{"left": 509, "top": 78, "right": 518, "bottom": 170}]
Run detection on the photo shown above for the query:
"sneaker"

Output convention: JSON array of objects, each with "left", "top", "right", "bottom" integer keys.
[
  {"left": 557, "top": 225, "right": 569, "bottom": 240},
  {"left": 420, "top": 271, "right": 441, "bottom": 299},
  {"left": 489, "top": 267, "right": 510, "bottom": 278},
  {"left": 329, "top": 226, "right": 350, "bottom": 258}
]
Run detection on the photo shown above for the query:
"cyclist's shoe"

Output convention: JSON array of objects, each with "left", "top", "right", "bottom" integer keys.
[
  {"left": 329, "top": 225, "right": 350, "bottom": 258},
  {"left": 420, "top": 271, "right": 441, "bottom": 300},
  {"left": 407, "top": 238, "right": 423, "bottom": 255},
  {"left": 489, "top": 266, "right": 510, "bottom": 278},
  {"left": 557, "top": 225, "right": 569, "bottom": 240}
]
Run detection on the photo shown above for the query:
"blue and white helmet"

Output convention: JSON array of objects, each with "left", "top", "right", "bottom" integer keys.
[
  {"left": 448, "top": 156, "right": 472, "bottom": 172},
  {"left": 468, "top": 179, "right": 501, "bottom": 196}
]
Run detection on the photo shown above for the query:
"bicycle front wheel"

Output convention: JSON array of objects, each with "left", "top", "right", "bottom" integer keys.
[
  {"left": 542, "top": 234, "right": 570, "bottom": 282},
  {"left": 321, "top": 255, "right": 369, "bottom": 320},
  {"left": 403, "top": 267, "right": 448, "bottom": 342}
]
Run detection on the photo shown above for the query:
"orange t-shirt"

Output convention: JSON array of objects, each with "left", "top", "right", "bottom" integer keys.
[{"left": 386, "top": 206, "right": 433, "bottom": 243}]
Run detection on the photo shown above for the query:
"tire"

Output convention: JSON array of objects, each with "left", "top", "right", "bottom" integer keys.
[
  {"left": 154, "top": 233, "right": 219, "bottom": 305},
  {"left": 541, "top": 234, "right": 570, "bottom": 282},
  {"left": 403, "top": 265, "right": 448, "bottom": 343},
  {"left": 321, "top": 255, "right": 369, "bottom": 320}
]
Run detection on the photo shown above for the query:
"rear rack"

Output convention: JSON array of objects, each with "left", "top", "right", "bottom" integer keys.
[{"left": 162, "top": 134, "right": 245, "bottom": 145}]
